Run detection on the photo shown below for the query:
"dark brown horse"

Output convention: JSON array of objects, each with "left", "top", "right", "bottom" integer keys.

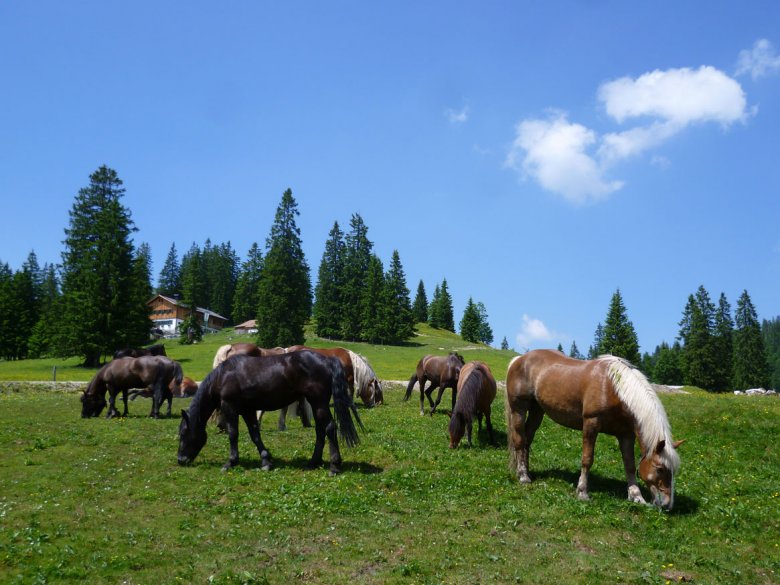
[
  {"left": 286, "top": 346, "right": 355, "bottom": 395},
  {"left": 177, "top": 351, "right": 363, "bottom": 474},
  {"left": 448, "top": 361, "right": 496, "bottom": 448},
  {"left": 505, "top": 350, "right": 683, "bottom": 510},
  {"left": 113, "top": 344, "right": 167, "bottom": 359},
  {"left": 404, "top": 352, "right": 465, "bottom": 415},
  {"left": 81, "top": 356, "right": 183, "bottom": 419}
]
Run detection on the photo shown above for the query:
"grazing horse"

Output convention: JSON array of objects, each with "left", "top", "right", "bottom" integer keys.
[
  {"left": 211, "top": 343, "right": 265, "bottom": 369},
  {"left": 177, "top": 351, "right": 363, "bottom": 474},
  {"left": 113, "top": 344, "right": 167, "bottom": 359},
  {"left": 505, "top": 350, "right": 683, "bottom": 510},
  {"left": 81, "top": 356, "right": 183, "bottom": 419},
  {"left": 348, "top": 350, "right": 384, "bottom": 407},
  {"left": 128, "top": 376, "right": 198, "bottom": 400},
  {"left": 404, "top": 352, "right": 465, "bottom": 415},
  {"left": 448, "top": 361, "right": 497, "bottom": 448}
]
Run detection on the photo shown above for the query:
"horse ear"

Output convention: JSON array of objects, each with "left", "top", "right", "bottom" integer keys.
[
  {"left": 655, "top": 440, "right": 666, "bottom": 454},
  {"left": 672, "top": 439, "right": 686, "bottom": 450}
]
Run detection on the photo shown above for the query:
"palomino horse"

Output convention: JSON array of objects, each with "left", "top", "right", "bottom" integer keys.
[
  {"left": 404, "top": 352, "right": 465, "bottom": 416},
  {"left": 177, "top": 351, "right": 363, "bottom": 474},
  {"left": 113, "top": 344, "right": 167, "bottom": 359},
  {"left": 347, "top": 350, "right": 383, "bottom": 407},
  {"left": 81, "top": 356, "right": 183, "bottom": 419},
  {"left": 448, "top": 361, "right": 497, "bottom": 448},
  {"left": 211, "top": 343, "right": 285, "bottom": 369},
  {"left": 505, "top": 350, "right": 683, "bottom": 510}
]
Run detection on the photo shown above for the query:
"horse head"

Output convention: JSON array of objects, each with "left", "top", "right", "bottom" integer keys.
[
  {"left": 638, "top": 439, "right": 684, "bottom": 510},
  {"left": 448, "top": 411, "right": 466, "bottom": 449},
  {"left": 80, "top": 387, "right": 106, "bottom": 418},
  {"left": 177, "top": 409, "right": 207, "bottom": 465},
  {"left": 371, "top": 379, "right": 384, "bottom": 405}
]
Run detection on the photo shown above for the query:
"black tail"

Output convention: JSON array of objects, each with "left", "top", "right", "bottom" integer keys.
[
  {"left": 404, "top": 373, "right": 418, "bottom": 401},
  {"left": 331, "top": 360, "right": 363, "bottom": 448}
]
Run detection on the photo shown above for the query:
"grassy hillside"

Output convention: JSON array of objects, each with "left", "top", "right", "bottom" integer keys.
[{"left": 0, "top": 323, "right": 519, "bottom": 383}]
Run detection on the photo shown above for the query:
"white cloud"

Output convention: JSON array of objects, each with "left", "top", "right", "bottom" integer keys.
[
  {"left": 445, "top": 105, "right": 469, "bottom": 124},
  {"left": 737, "top": 38, "right": 780, "bottom": 80},
  {"left": 598, "top": 66, "right": 748, "bottom": 126},
  {"left": 508, "top": 65, "right": 750, "bottom": 203},
  {"left": 505, "top": 113, "right": 623, "bottom": 205},
  {"left": 516, "top": 314, "right": 557, "bottom": 349}
]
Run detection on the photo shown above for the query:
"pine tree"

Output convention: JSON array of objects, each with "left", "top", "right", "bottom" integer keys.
[
  {"left": 0, "top": 262, "right": 12, "bottom": 359},
  {"left": 28, "top": 263, "right": 61, "bottom": 358},
  {"left": 588, "top": 323, "right": 604, "bottom": 358},
  {"left": 57, "top": 165, "right": 141, "bottom": 366},
  {"left": 599, "top": 289, "right": 640, "bottom": 364},
  {"left": 313, "top": 222, "right": 346, "bottom": 339},
  {"left": 476, "top": 302, "right": 494, "bottom": 345},
  {"left": 232, "top": 243, "right": 264, "bottom": 325},
  {"left": 120, "top": 242, "right": 153, "bottom": 348},
  {"left": 459, "top": 297, "right": 481, "bottom": 343},
  {"left": 732, "top": 290, "right": 769, "bottom": 390},
  {"left": 569, "top": 340, "right": 583, "bottom": 359},
  {"left": 255, "top": 189, "right": 312, "bottom": 347},
  {"left": 412, "top": 280, "right": 428, "bottom": 323},
  {"left": 678, "top": 286, "right": 717, "bottom": 390},
  {"left": 157, "top": 243, "right": 181, "bottom": 297},
  {"left": 711, "top": 293, "right": 734, "bottom": 391},
  {"left": 652, "top": 341, "right": 684, "bottom": 385},
  {"left": 500, "top": 336, "right": 510, "bottom": 351},
  {"left": 179, "top": 243, "right": 206, "bottom": 344},
  {"left": 381, "top": 250, "right": 415, "bottom": 343},
  {"left": 341, "top": 214, "right": 372, "bottom": 340},
  {"left": 438, "top": 279, "right": 455, "bottom": 332},
  {"left": 762, "top": 317, "right": 780, "bottom": 389},
  {"left": 360, "top": 255, "right": 386, "bottom": 343},
  {"left": 428, "top": 284, "right": 442, "bottom": 328}
]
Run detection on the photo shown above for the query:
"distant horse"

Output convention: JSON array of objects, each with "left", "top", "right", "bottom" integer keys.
[
  {"left": 448, "top": 361, "right": 496, "bottom": 448},
  {"left": 177, "top": 351, "right": 363, "bottom": 474},
  {"left": 128, "top": 376, "right": 198, "bottom": 401},
  {"left": 404, "top": 352, "right": 465, "bottom": 415},
  {"left": 348, "top": 350, "right": 384, "bottom": 407},
  {"left": 505, "top": 350, "right": 683, "bottom": 510},
  {"left": 211, "top": 343, "right": 270, "bottom": 369},
  {"left": 81, "top": 356, "right": 183, "bottom": 419},
  {"left": 113, "top": 344, "right": 167, "bottom": 359}
]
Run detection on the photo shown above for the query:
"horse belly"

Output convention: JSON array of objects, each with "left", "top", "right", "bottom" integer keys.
[{"left": 542, "top": 407, "right": 583, "bottom": 431}]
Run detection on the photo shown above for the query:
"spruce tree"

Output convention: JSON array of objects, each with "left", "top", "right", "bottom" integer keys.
[
  {"left": 732, "top": 290, "right": 770, "bottom": 390},
  {"left": 588, "top": 323, "right": 604, "bottom": 358},
  {"left": 232, "top": 243, "right": 264, "bottom": 325},
  {"left": 652, "top": 341, "right": 684, "bottom": 385},
  {"left": 313, "top": 222, "right": 345, "bottom": 338},
  {"left": 121, "top": 242, "right": 153, "bottom": 348},
  {"left": 412, "top": 280, "right": 428, "bottom": 323},
  {"left": 58, "top": 165, "right": 141, "bottom": 366},
  {"left": 600, "top": 289, "right": 640, "bottom": 364},
  {"left": 428, "top": 284, "right": 442, "bottom": 328},
  {"left": 438, "top": 279, "right": 455, "bottom": 332},
  {"left": 28, "top": 263, "right": 61, "bottom": 358},
  {"left": 0, "top": 262, "right": 12, "bottom": 359},
  {"left": 459, "top": 297, "right": 481, "bottom": 343},
  {"left": 712, "top": 293, "right": 734, "bottom": 391},
  {"left": 255, "top": 189, "right": 312, "bottom": 347},
  {"left": 381, "top": 250, "right": 415, "bottom": 343},
  {"left": 569, "top": 340, "right": 583, "bottom": 359},
  {"left": 501, "top": 336, "right": 510, "bottom": 351},
  {"left": 678, "top": 286, "right": 717, "bottom": 390},
  {"left": 204, "top": 241, "right": 238, "bottom": 320},
  {"left": 360, "top": 255, "right": 386, "bottom": 343},
  {"left": 341, "top": 214, "right": 372, "bottom": 340},
  {"left": 179, "top": 243, "right": 206, "bottom": 344},
  {"left": 762, "top": 317, "right": 780, "bottom": 389},
  {"left": 157, "top": 243, "right": 181, "bottom": 297},
  {"left": 476, "top": 301, "right": 494, "bottom": 345}
]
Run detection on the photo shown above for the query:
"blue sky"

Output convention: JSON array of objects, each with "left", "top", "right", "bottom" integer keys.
[{"left": 2, "top": 2, "right": 779, "bottom": 355}]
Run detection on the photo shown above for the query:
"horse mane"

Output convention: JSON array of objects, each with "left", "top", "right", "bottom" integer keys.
[
  {"left": 187, "top": 363, "right": 223, "bottom": 427},
  {"left": 347, "top": 350, "right": 376, "bottom": 393},
  {"left": 212, "top": 344, "right": 233, "bottom": 369},
  {"left": 601, "top": 356, "right": 681, "bottom": 472},
  {"left": 453, "top": 364, "right": 482, "bottom": 419}
]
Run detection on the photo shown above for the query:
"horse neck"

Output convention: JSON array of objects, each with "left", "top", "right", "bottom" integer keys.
[{"left": 188, "top": 385, "right": 218, "bottom": 429}]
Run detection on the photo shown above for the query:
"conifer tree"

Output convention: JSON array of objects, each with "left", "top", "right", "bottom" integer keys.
[
  {"left": 569, "top": 340, "right": 583, "bottom": 359},
  {"left": 255, "top": 189, "right": 312, "bottom": 347},
  {"left": 732, "top": 290, "right": 769, "bottom": 390},
  {"left": 588, "top": 323, "right": 604, "bottom": 358},
  {"left": 360, "top": 255, "right": 386, "bottom": 343},
  {"left": 652, "top": 341, "right": 684, "bottom": 385},
  {"left": 501, "top": 336, "right": 510, "bottom": 351},
  {"left": 0, "top": 262, "right": 12, "bottom": 359},
  {"left": 412, "top": 280, "right": 428, "bottom": 323},
  {"left": 712, "top": 293, "right": 734, "bottom": 391},
  {"left": 232, "top": 243, "right": 264, "bottom": 325},
  {"left": 157, "top": 243, "right": 181, "bottom": 297},
  {"left": 28, "top": 263, "right": 61, "bottom": 358},
  {"left": 341, "top": 214, "right": 372, "bottom": 340},
  {"left": 459, "top": 297, "right": 481, "bottom": 343},
  {"left": 476, "top": 301, "right": 493, "bottom": 345},
  {"left": 204, "top": 241, "right": 239, "bottom": 320},
  {"left": 57, "top": 166, "right": 141, "bottom": 366},
  {"left": 179, "top": 243, "right": 206, "bottom": 344},
  {"left": 428, "top": 284, "right": 442, "bottom": 328},
  {"left": 438, "top": 279, "right": 455, "bottom": 332},
  {"left": 381, "top": 250, "right": 415, "bottom": 343},
  {"left": 762, "top": 317, "right": 780, "bottom": 389},
  {"left": 678, "top": 286, "right": 717, "bottom": 390},
  {"left": 600, "top": 289, "right": 640, "bottom": 364},
  {"left": 120, "top": 242, "right": 153, "bottom": 348},
  {"left": 313, "top": 222, "right": 345, "bottom": 338}
]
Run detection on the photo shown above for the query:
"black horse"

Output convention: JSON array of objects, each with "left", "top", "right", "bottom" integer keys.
[
  {"left": 113, "top": 344, "right": 167, "bottom": 359},
  {"left": 178, "top": 351, "right": 363, "bottom": 474},
  {"left": 81, "top": 356, "right": 183, "bottom": 419}
]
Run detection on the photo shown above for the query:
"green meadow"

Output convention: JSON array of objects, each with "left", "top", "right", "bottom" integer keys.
[{"left": 0, "top": 327, "right": 778, "bottom": 584}]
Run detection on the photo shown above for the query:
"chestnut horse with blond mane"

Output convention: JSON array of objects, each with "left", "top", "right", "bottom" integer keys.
[
  {"left": 448, "top": 361, "right": 496, "bottom": 448},
  {"left": 505, "top": 350, "right": 683, "bottom": 510}
]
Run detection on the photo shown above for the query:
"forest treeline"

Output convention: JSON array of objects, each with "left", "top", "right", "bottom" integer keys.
[{"left": 0, "top": 165, "right": 776, "bottom": 390}]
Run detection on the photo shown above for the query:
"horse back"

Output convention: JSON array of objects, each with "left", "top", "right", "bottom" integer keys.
[{"left": 459, "top": 361, "right": 496, "bottom": 412}]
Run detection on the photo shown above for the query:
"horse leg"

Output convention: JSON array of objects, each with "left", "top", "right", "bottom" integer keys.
[
  {"left": 165, "top": 392, "right": 172, "bottom": 417},
  {"left": 450, "top": 384, "right": 457, "bottom": 412},
  {"left": 299, "top": 398, "right": 313, "bottom": 427},
  {"left": 242, "top": 412, "right": 272, "bottom": 471},
  {"left": 466, "top": 419, "right": 473, "bottom": 447},
  {"left": 307, "top": 405, "right": 328, "bottom": 470},
  {"left": 419, "top": 378, "right": 430, "bottom": 416},
  {"left": 278, "top": 406, "right": 288, "bottom": 431},
  {"left": 220, "top": 403, "right": 241, "bottom": 470},
  {"left": 485, "top": 412, "right": 496, "bottom": 446},
  {"left": 120, "top": 388, "right": 129, "bottom": 417},
  {"left": 430, "top": 384, "right": 446, "bottom": 416},
  {"left": 317, "top": 403, "right": 343, "bottom": 475},
  {"left": 576, "top": 418, "right": 600, "bottom": 501},
  {"left": 619, "top": 434, "right": 647, "bottom": 504},
  {"left": 106, "top": 386, "right": 118, "bottom": 418},
  {"left": 509, "top": 400, "right": 543, "bottom": 483}
]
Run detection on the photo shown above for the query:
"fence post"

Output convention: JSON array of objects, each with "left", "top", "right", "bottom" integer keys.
[{"left": 52, "top": 366, "right": 57, "bottom": 382}]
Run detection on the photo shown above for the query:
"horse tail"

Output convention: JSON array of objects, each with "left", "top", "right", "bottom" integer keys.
[
  {"left": 404, "top": 373, "right": 418, "bottom": 401},
  {"left": 212, "top": 344, "right": 232, "bottom": 369},
  {"left": 331, "top": 359, "right": 363, "bottom": 448},
  {"left": 505, "top": 356, "right": 521, "bottom": 477}
]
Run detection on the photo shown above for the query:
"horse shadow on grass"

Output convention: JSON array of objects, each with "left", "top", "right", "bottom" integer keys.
[
  {"left": 529, "top": 468, "right": 698, "bottom": 514},
  {"left": 210, "top": 457, "right": 383, "bottom": 475}
]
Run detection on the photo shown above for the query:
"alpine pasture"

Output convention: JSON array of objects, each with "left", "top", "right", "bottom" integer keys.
[{"left": 1, "top": 326, "right": 778, "bottom": 584}]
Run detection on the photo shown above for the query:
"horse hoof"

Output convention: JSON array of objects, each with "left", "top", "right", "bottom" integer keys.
[
  {"left": 577, "top": 491, "right": 590, "bottom": 501},
  {"left": 261, "top": 464, "right": 272, "bottom": 471}
]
